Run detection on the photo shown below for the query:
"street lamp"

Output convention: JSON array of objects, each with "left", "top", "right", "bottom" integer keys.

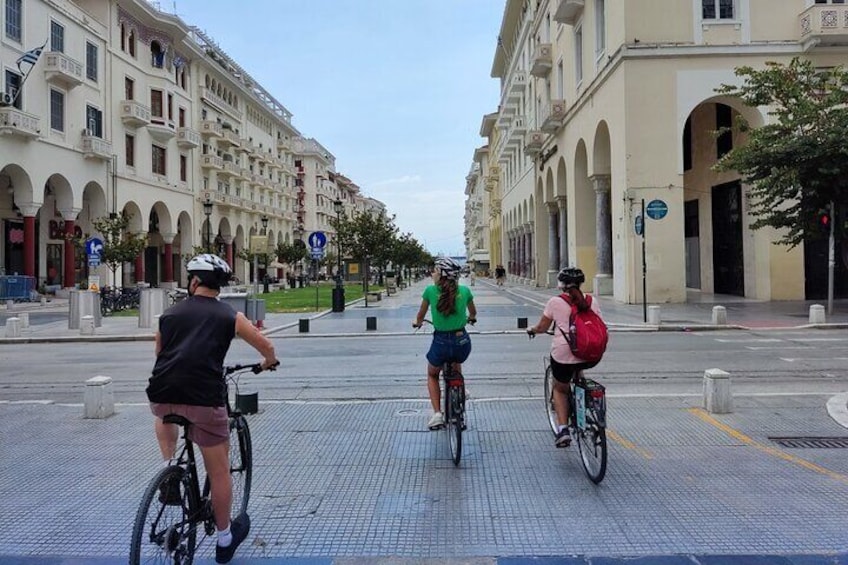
[
  {"left": 202, "top": 197, "right": 213, "bottom": 253},
  {"left": 332, "top": 199, "right": 345, "bottom": 312},
  {"left": 260, "top": 215, "right": 269, "bottom": 293}
]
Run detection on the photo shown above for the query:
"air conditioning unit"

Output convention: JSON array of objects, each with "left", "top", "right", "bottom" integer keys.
[{"left": 0, "top": 93, "right": 13, "bottom": 106}]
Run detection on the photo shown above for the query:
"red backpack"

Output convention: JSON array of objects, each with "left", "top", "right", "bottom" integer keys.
[{"left": 559, "top": 293, "right": 608, "bottom": 366}]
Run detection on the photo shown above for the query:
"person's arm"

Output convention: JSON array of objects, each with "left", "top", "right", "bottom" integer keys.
[
  {"left": 154, "top": 331, "right": 162, "bottom": 356},
  {"left": 234, "top": 312, "right": 278, "bottom": 370},
  {"left": 412, "top": 299, "right": 429, "bottom": 328},
  {"left": 467, "top": 299, "right": 477, "bottom": 324},
  {"left": 528, "top": 314, "right": 553, "bottom": 336}
]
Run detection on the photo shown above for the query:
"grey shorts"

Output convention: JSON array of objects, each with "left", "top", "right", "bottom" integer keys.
[{"left": 150, "top": 403, "right": 229, "bottom": 447}]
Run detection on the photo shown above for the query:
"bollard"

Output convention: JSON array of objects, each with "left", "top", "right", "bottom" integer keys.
[
  {"left": 84, "top": 376, "right": 115, "bottom": 419},
  {"left": 5, "top": 299, "right": 13, "bottom": 310},
  {"left": 517, "top": 317, "right": 528, "bottom": 329},
  {"left": 40, "top": 297, "right": 47, "bottom": 306},
  {"left": 298, "top": 319, "right": 309, "bottom": 333},
  {"left": 703, "top": 368, "right": 733, "bottom": 414},
  {"left": 647, "top": 305, "right": 661, "bottom": 326},
  {"left": 809, "top": 304, "right": 826, "bottom": 325},
  {"left": 80, "top": 315, "right": 96, "bottom": 336},
  {"left": 366, "top": 316, "right": 377, "bottom": 331},
  {"left": 711, "top": 305, "right": 727, "bottom": 325},
  {"left": 17, "top": 312, "right": 29, "bottom": 329},
  {"left": 153, "top": 314, "right": 161, "bottom": 333},
  {"left": 5, "top": 317, "right": 21, "bottom": 338}
]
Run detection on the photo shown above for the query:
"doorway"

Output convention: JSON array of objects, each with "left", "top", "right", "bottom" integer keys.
[
  {"left": 711, "top": 181, "right": 744, "bottom": 296},
  {"left": 684, "top": 199, "right": 700, "bottom": 289}
]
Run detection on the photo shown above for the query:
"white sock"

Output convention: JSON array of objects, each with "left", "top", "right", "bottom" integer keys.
[
  {"left": 557, "top": 425, "right": 568, "bottom": 434},
  {"left": 217, "top": 523, "right": 232, "bottom": 547},
  {"left": 162, "top": 460, "right": 171, "bottom": 468}
]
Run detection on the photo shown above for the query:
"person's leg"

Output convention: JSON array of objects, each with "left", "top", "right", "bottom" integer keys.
[
  {"left": 154, "top": 417, "right": 178, "bottom": 460},
  {"left": 199, "top": 441, "right": 232, "bottom": 532},
  {"left": 552, "top": 381, "right": 570, "bottom": 427},
  {"left": 427, "top": 363, "right": 441, "bottom": 413}
]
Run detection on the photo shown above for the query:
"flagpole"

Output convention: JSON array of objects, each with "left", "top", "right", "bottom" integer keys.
[{"left": 11, "top": 39, "right": 48, "bottom": 107}]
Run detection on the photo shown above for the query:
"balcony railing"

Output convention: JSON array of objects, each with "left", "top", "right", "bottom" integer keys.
[
  {"left": 43, "top": 52, "right": 83, "bottom": 88},
  {"left": 200, "top": 154, "right": 223, "bottom": 170},
  {"left": 81, "top": 132, "right": 112, "bottom": 160},
  {"left": 200, "top": 120, "right": 223, "bottom": 138},
  {"left": 530, "top": 44, "right": 552, "bottom": 77},
  {"left": 507, "top": 71, "right": 527, "bottom": 104},
  {"left": 176, "top": 127, "right": 200, "bottom": 149},
  {"left": 120, "top": 100, "right": 151, "bottom": 127},
  {"left": 148, "top": 118, "right": 175, "bottom": 142},
  {"left": 800, "top": 4, "right": 848, "bottom": 46},
  {"left": 525, "top": 130, "right": 546, "bottom": 156},
  {"left": 219, "top": 128, "right": 241, "bottom": 148},
  {"left": 200, "top": 86, "right": 243, "bottom": 120},
  {"left": 0, "top": 107, "right": 40, "bottom": 139},
  {"left": 553, "top": 0, "right": 584, "bottom": 25},
  {"left": 540, "top": 99, "right": 567, "bottom": 133}
]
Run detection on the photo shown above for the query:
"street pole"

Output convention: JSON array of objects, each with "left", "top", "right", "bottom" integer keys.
[
  {"left": 827, "top": 200, "right": 835, "bottom": 316},
  {"left": 641, "top": 198, "right": 647, "bottom": 323}
]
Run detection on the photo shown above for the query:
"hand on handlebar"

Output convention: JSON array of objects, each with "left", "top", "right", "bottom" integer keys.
[
  {"left": 526, "top": 328, "right": 536, "bottom": 339},
  {"left": 467, "top": 317, "right": 477, "bottom": 326},
  {"left": 258, "top": 359, "right": 280, "bottom": 373}
]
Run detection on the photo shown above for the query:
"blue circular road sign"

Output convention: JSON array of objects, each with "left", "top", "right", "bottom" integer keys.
[
  {"left": 645, "top": 199, "right": 668, "bottom": 220},
  {"left": 308, "top": 231, "right": 327, "bottom": 248}
]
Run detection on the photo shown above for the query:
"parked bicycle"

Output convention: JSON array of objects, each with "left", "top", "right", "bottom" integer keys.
[
  {"left": 529, "top": 328, "right": 608, "bottom": 483},
  {"left": 129, "top": 362, "right": 274, "bottom": 564},
  {"left": 99, "top": 286, "right": 140, "bottom": 316},
  {"left": 415, "top": 319, "right": 470, "bottom": 466}
]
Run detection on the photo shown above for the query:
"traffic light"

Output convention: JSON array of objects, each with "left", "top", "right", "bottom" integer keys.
[{"left": 820, "top": 211, "right": 831, "bottom": 229}]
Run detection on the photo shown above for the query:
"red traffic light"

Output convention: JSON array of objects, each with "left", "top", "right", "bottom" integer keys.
[{"left": 820, "top": 213, "right": 831, "bottom": 227}]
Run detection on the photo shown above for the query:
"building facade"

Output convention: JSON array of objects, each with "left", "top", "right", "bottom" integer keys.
[
  {"left": 1, "top": 0, "right": 384, "bottom": 290},
  {"left": 467, "top": 0, "right": 848, "bottom": 303}
]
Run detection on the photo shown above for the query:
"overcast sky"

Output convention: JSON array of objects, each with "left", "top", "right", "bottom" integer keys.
[{"left": 168, "top": 0, "right": 502, "bottom": 256}]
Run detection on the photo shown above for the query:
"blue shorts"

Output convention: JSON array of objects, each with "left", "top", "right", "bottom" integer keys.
[{"left": 426, "top": 329, "right": 471, "bottom": 368}]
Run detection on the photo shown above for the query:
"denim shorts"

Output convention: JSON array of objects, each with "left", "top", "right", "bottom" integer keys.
[{"left": 426, "top": 329, "right": 471, "bottom": 367}]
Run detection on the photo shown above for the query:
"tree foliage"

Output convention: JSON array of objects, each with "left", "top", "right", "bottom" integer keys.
[
  {"left": 92, "top": 212, "right": 147, "bottom": 287},
  {"left": 275, "top": 240, "right": 308, "bottom": 266},
  {"left": 714, "top": 58, "right": 848, "bottom": 247}
]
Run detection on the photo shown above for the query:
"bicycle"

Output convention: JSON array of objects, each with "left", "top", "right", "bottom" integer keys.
[
  {"left": 129, "top": 362, "right": 275, "bottom": 564},
  {"left": 415, "top": 318, "right": 472, "bottom": 466},
  {"left": 529, "top": 328, "right": 608, "bottom": 483}
]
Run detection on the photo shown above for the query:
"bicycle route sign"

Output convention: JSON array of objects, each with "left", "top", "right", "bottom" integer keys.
[
  {"left": 309, "top": 231, "right": 326, "bottom": 260},
  {"left": 86, "top": 237, "right": 103, "bottom": 268}
]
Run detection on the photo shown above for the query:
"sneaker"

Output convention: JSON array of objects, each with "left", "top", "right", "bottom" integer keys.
[
  {"left": 158, "top": 474, "right": 182, "bottom": 506},
  {"left": 554, "top": 428, "right": 571, "bottom": 448},
  {"left": 427, "top": 411, "right": 445, "bottom": 430},
  {"left": 216, "top": 512, "right": 251, "bottom": 564}
]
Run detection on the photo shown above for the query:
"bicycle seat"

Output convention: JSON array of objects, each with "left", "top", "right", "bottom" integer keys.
[{"left": 162, "top": 414, "right": 192, "bottom": 427}]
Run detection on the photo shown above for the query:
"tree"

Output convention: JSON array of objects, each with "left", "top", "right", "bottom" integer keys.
[
  {"left": 92, "top": 213, "right": 147, "bottom": 288},
  {"left": 715, "top": 58, "right": 848, "bottom": 248},
  {"left": 332, "top": 210, "right": 398, "bottom": 287},
  {"left": 275, "top": 241, "right": 308, "bottom": 275}
]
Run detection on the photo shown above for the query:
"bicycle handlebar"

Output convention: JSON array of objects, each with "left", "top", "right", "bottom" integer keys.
[
  {"left": 224, "top": 361, "right": 279, "bottom": 376},
  {"left": 412, "top": 318, "right": 477, "bottom": 330}
]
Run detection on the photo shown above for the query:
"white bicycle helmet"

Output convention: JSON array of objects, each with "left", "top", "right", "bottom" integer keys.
[
  {"left": 434, "top": 257, "right": 462, "bottom": 280},
  {"left": 186, "top": 253, "right": 232, "bottom": 288}
]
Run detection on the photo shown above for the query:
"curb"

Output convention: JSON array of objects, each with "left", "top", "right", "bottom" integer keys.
[{"left": 826, "top": 392, "right": 848, "bottom": 429}]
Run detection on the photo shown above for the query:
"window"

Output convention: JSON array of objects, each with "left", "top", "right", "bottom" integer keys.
[
  {"left": 150, "top": 41, "right": 164, "bottom": 68},
  {"left": 178, "top": 107, "right": 186, "bottom": 128},
  {"left": 574, "top": 25, "right": 584, "bottom": 87},
  {"left": 702, "top": 0, "right": 734, "bottom": 20},
  {"left": 595, "top": 0, "right": 606, "bottom": 57},
  {"left": 85, "top": 105, "right": 103, "bottom": 138},
  {"left": 128, "top": 29, "right": 136, "bottom": 57},
  {"left": 50, "top": 20, "right": 64, "bottom": 53},
  {"left": 180, "top": 155, "right": 187, "bottom": 182},
  {"left": 86, "top": 42, "right": 98, "bottom": 82},
  {"left": 683, "top": 117, "right": 693, "bottom": 171},
  {"left": 125, "top": 134, "right": 135, "bottom": 167},
  {"left": 716, "top": 104, "right": 733, "bottom": 159},
  {"left": 49, "top": 89, "right": 64, "bottom": 132},
  {"left": 120, "top": 24, "right": 126, "bottom": 52},
  {"left": 124, "top": 77, "right": 134, "bottom": 100},
  {"left": 152, "top": 145, "right": 166, "bottom": 176},
  {"left": 5, "top": 0, "right": 22, "bottom": 42},
  {"left": 4, "top": 70, "right": 22, "bottom": 109},
  {"left": 150, "top": 89, "right": 163, "bottom": 120}
]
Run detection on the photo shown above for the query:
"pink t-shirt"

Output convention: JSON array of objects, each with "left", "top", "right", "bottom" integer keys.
[{"left": 543, "top": 293, "right": 603, "bottom": 364}]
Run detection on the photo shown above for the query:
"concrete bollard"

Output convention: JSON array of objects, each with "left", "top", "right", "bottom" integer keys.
[
  {"left": 17, "top": 312, "right": 29, "bottom": 329},
  {"left": 647, "top": 305, "right": 661, "bottom": 326},
  {"left": 84, "top": 376, "right": 115, "bottom": 419},
  {"left": 5, "top": 317, "right": 21, "bottom": 338},
  {"left": 40, "top": 297, "right": 47, "bottom": 306},
  {"left": 5, "top": 299, "right": 13, "bottom": 310},
  {"left": 703, "top": 368, "right": 733, "bottom": 414},
  {"left": 153, "top": 314, "right": 161, "bottom": 333},
  {"left": 712, "top": 305, "right": 727, "bottom": 325},
  {"left": 80, "top": 315, "right": 96, "bottom": 336},
  {"left": 809, "top": 304, "right": 825, "bottom": 325}
]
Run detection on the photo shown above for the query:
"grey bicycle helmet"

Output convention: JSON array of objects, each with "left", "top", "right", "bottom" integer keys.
[
  {"left": 557, "top": 267, "right": 585, "bottom": 289},
  {"left": 186, "top": 253, "right": 232, "bottom": 289},
  {"left": 434, "top": 257, "right": 462, "bottom": 280}
]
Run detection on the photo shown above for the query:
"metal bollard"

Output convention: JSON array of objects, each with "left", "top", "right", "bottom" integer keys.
[
  {"left": 809, "top": 304, "right": 825, "bottom": 325},
  {"left": 298, "top": 319, "right": 309, "bottom": 333},
  {"left": 517, "top": 317, "right": 528, "bottom": 329},
  {"left": 647, "top": 305, "right": 661, "bottom": 326},
  {"left": 80, "top": 315, "right": 96, "bottom": 336},
  {"left": 84, "top": 376, "right": 115, "bottom": 419},
  {"left": 711, "top": 305, "right": 727, "bottom": 325},
  {"left": 366, "top": 316, "right": 377, "bottom": 331},
  {"left": 703, "top": 368, "right": 733, "bottom": 414},
  {"left": 5, "top": 317, "right": 21, "bottom": 338}
]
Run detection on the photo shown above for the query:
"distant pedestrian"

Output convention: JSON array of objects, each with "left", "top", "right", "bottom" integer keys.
[
  {"left": 495, "top": 264, "right": 506, "bottom": 287},
  {"left": 469, "top": 270, "right": 476, "bottom": 286}
]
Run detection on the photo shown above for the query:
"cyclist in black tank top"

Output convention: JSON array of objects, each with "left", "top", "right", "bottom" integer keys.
[{"left": 147, "top": 254, "right": 278, "bottom": 563}]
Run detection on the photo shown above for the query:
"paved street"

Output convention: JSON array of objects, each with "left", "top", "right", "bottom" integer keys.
[{"left": 1, "top": 279, "right": 847, "bottom": 563}]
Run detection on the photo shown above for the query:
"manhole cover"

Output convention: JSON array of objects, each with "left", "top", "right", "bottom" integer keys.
[
  {"left": 396, "top": 408, "right": 421, "bottom": 416},
  {"left": 769, "top": 436, "right": 848, "bottom": 449}
]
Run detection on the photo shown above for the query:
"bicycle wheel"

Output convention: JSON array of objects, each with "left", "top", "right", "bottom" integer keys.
[
  {"left": 576, "top": 410, "right": 607, "bottom": 484},
  {"left": 543, "top": 364, "right": 558, "bottom": 436},
  {"left": 129, "top": 465, "right": 199, "bottom": 565},
  {"left": 445, "top": 385, "right": 462, "bottom": 466},
  {"left": 202, "top": 415, "right": 252, "bottom": 516}
]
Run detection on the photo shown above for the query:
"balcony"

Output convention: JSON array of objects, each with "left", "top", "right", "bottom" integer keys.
[
  {"left": 176, "top": 127, "right": 200, "bottom": 149},
  {"left": 219, "top": 160, "right": 239, "bottom": 179},
  {"left": 200, "top": 154, "right": 223, "bottom": 170},
  {"left": 147, "top": 118, "right": 175, "bottom": 142},
  {"left": 200, "top": 86, "right": 243, "bottom": 120},
  {"left": 553, "top": 0, "right": 584, "bottom": 25},
  {"left": 507, "top": 71, "right": 527, "bottom": 104},
  {"left": 530, "top": 44, "right": 553, "bottom": 77},
  {"left": 43, "top": 52, "right": 83, "bottom": 88},
  {"left": 120, "top": 100, "right": 151, "bottom": 127},
  {"left": 277, "top": 137, "right": 291, "bottom": 152},
  {"left": 540, "top": 99, "right": 567, "bottom": 133},
  {"left": 81, "top": 132, "right": 112, "bottom": 161},
  {"left": 219, "top": 128, "right": 241, "bottom": 148},
  {"left": 200, "top": 120, "right": 223, "bottom": 138},
  {"left": 508, "top": 116, "right": 527, "bottom": 146},
  {"left": 800, "top": 4, "right": 848, "bottom": 47},
  {"left": 525, "top": 130, "right": 546, "bottom": 156},
  {"left": 0, "top": 107, "right": 40, "bottom": 139}
]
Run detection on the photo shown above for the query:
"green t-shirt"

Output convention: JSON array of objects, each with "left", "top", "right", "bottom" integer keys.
[{"left": 422, "top": 284, "right": 474, "bottom": 331}]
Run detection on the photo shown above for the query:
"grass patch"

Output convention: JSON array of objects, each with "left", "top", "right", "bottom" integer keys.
[{"left": 261, "top": 283, "right": 383, "bottom": 313}]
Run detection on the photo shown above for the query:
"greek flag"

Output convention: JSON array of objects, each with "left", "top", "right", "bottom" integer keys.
[{"left": 16, "top": 42, "right": 46, "bottom": 74}]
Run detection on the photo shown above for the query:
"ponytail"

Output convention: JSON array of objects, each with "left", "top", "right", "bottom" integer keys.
[
  {"left": 436, "top": 278, "right": 458, "bottom": 316},
  {"left": 566, "top": 286, "right": 589, "bottom": 312}
]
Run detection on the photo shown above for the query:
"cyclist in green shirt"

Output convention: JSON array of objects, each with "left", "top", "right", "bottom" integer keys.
[{"left": 412, "top": 257, "right": 477, "bottom": 430}]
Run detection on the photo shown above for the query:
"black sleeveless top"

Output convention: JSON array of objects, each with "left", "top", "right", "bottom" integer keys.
[{"left": 147, "top": 295, "right": 237, "bottom": 407}]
